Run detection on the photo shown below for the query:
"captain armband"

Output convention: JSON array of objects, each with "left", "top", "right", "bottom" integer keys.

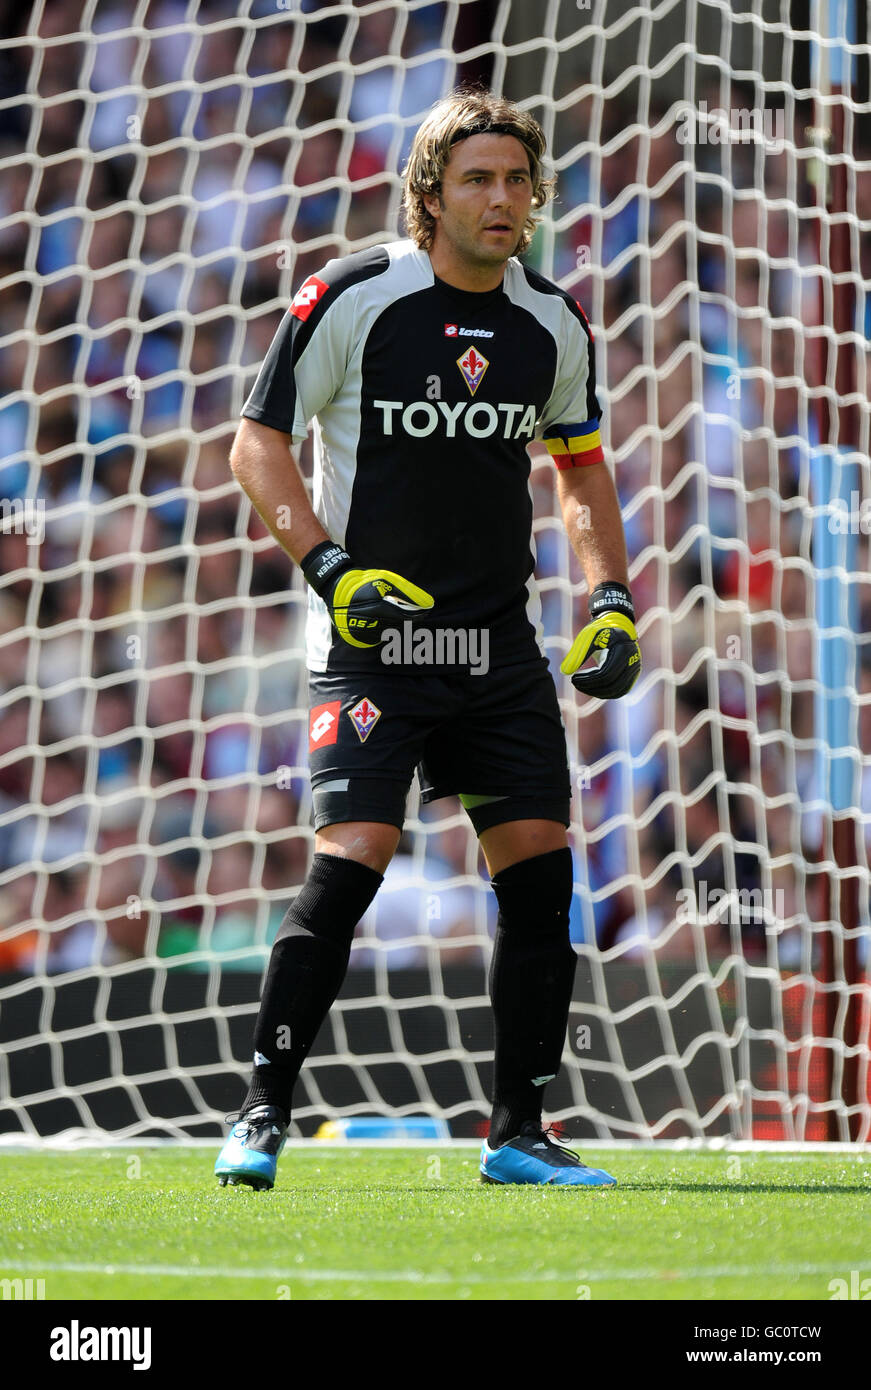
[{"left": 542, "top": 419, "right": 605, "bottom": 470}]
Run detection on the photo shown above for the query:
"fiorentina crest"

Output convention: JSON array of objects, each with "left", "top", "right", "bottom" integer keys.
[
  {"left": 456, "top": 345, "right": 489, "bottom": 395},
  {"left": 348, "top": 696, "right": 381, "bottom": 742}
]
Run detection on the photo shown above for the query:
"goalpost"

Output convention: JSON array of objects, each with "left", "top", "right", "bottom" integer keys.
[{"left": 0, "top": 0, "right": 868, "bottom": 1146}]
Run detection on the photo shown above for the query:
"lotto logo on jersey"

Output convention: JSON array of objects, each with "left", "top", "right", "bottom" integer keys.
[
  {"left": 290, "top": 275, "right": 329, "bottom": 322},
  {"left": 309, "top": 701, "right": 341, "bottom": 750},
  {"left": 445, "top": 324, "right": 494, "bottom": 339},
  {"left": 348, "top": 697, "right": 382, "bottom": 743},
  {"left": 457, "top": 346, "right": 489, "bottom": 395}
]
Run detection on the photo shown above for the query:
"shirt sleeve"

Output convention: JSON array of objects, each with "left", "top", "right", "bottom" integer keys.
[
  {"left": 537, "top": 301, "right": 605, "bottom": 469},
  {"left": 240, "top": 272, "right": 350, "bottom": 444}
]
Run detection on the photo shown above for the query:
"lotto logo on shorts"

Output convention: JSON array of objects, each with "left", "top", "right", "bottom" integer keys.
[
  {"left": 309, "top": 701, "right": 341, "bottom": 749},
  {"left": 348, "top": 696, "right": 382, "bottom": 743},
  {"left": 290, "top": 275, "right": 328, "bottom": 322}
]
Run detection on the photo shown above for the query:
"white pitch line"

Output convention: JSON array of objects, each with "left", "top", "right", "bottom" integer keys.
[
  {"left": 1, "top": 1139, "right": 868, "bottom": 1153},
  {"left": 4, "top": 1259, "right": 869, "bottom": 1285}
]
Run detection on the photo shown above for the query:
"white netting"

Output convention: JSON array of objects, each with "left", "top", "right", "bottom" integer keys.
[{"left": 0, "top": 0, "right": 868, "bottom": 1143}]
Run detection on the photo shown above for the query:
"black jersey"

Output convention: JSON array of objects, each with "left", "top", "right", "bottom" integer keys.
[{"left": 241, "top": 239, "right": 604, "bottom": 672}]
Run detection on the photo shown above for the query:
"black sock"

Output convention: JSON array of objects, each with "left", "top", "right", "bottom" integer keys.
[
  {"left": 241, "top": 853, "right": 383, "bottom": 1123},
  {"left": 487, "top": 847, "right": 576, "bottom": 1147}
]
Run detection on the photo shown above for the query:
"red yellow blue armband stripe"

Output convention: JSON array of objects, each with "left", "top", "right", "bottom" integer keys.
[{"left": 543, "top": 419, "right": 604, "bottom": 470}]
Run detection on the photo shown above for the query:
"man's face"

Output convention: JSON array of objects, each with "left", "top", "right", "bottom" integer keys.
[{"left": 424, "top": 132, "right": 534, "bottom": 270}]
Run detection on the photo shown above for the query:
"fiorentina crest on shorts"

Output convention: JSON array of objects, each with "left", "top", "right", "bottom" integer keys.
[
  {"left": 348, "top": 696, "right": 382, "bottom": 743},
  {"left": 457, "top": 345, "right": 489, "bottom": 395}
]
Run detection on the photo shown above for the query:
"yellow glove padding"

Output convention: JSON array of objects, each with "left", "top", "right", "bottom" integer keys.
[
  {"left": 561, "top": 610, "right": 641, "bottom": 699},
  {"left": 330, "top": 569, "right": 434, "bottom": 648}
]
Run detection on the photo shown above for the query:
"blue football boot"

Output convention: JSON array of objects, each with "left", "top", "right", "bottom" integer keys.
[
  {"left": 480, "top": 1121, "right": 617, "bottom": 1187},
  {"left": 215, "top": 1105, "right": 287, "bottom": 1191}
]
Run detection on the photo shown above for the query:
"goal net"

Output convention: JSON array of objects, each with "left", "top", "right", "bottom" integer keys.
[{"left": 1, "top": 0, "right": 869, "bottom": 1145}]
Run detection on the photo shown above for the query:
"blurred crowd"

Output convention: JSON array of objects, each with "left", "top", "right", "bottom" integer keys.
[{"left": 0, "top": 1, "right": 868, "bottom": 982}]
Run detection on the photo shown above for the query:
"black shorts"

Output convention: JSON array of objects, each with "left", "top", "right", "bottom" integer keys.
[{"left": 306, "top": 657, "right": 571, "bottom": 834}]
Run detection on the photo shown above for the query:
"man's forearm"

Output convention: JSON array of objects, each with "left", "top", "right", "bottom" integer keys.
[
  {"left": 229, "top": 417, "right": 329, "bottom": 566},
  {"left": 556, "top": 461, "right": 629, "bottom": 591}
]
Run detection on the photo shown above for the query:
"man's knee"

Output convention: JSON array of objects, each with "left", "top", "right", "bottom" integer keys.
[
  {"left": 312, "top": 776, "right": 408, "bottom": 863},
  {"left": 315, "top": 821, "right": 401, "bottom": 875},
  {"left": 478, "top": 816, "right": 569, "bottom": 878}
]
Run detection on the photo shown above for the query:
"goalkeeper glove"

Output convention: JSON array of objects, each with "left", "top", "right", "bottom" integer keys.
[
  {"left": 301, "top": 541, "right": 434, "bottom": 649},
  {"left": 561, "top": 581, "right": 641, "bottom": 699}
]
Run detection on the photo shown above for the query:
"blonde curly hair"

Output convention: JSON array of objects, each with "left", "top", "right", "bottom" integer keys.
[{"left": 402, "top": 89, "right": 555, "bottom": 255}]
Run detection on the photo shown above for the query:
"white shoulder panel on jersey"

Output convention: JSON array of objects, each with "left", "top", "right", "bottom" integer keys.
[
  {"left": 501, "top": 259, "right": 594, "bottom": 437},
  {"left": 346, "top": 239, "right": 434, "bottom": 333}
]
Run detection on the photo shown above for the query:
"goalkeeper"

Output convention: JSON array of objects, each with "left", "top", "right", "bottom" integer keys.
[{"left": 216, "top": 88, "right": 640, "bottom": 1191}]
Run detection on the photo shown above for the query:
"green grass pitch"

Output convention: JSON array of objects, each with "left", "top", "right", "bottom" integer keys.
[{"left": 1, "top": 1147, "right": 868, "bottom": 1301}]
